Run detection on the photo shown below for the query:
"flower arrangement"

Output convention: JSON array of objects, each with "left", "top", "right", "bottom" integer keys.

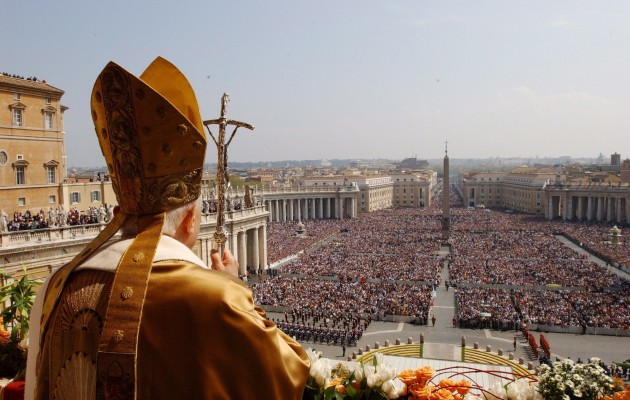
[
  {"left": 0, "top": 266, "right": 40, "bottom": 377},
  {"left": 304, "top": 349, "right": 401, "bottom": 399},
  {"left": 303, "top": 348, "right": 540, "bottom": 400},
  {"left": 303, "top": 350, "right": 629, "bottom": 400},
  {"left": 538, "top": 358, "right": 628, "bottom": 400}
]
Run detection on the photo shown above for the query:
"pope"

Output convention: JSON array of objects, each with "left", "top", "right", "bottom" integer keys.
[{"left": 25, "top": 57, "right": 309, "bottom": 400}]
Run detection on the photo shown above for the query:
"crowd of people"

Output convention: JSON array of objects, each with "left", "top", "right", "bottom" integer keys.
[
  {"left": 551, "top": 221, "right": 630, "bottom": 269},
  {"left": 0, "top": 205, "right": 114, "bottom": 233},
  {"left": 454, "top": 287, "right": 517, "bottom": 330},
  {"left": 266, "top": 220, "right": 340, "bottom": 264},
  {"left": 564, "top": 290, "right": 630, "bottom": 329},
  {"left": 252, "top": 277, "right": 432, "bottom": 322},
  {"left": 0, "top": 71, "right": 47, "bottom": 83},
  {"left": 449, "top": 234, "right": 624, "bottom": 288},
  {"left": 4, "top": 210, "right": 50, "bottom": 231},
  {"left": 273, "top": 209, "right": 444, "bottom": 282},
  {"left": 269, "top": 309, "right": 371, "bottom": 346},
  {"left": 272, "top": 321, "right": 361, "bottom": 346},
  {"left": 447, "top": 204, "right": 630, "bottom": 330},
  {"left": 259, "top": 190, "right": 629, "bottom": 335}
]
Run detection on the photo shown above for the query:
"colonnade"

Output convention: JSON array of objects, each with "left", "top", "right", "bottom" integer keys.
[
  {"left": 546, "top": 192, "right": 630, "bottom": 224},
  {"left": 265, "top": 196, "right": 357, "bottom": 222},
  {"left": 196, "top": 224, "right": 267, "bottom": 279}
]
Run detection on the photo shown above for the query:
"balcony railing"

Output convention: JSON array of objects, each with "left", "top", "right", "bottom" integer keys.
[{"left": 0, "top": 206, "right": 269, "bottom": 248}]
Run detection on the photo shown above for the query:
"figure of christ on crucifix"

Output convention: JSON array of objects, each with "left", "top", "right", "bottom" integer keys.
[{"left": 203, "top": 93, "right": 255, "bottom": 253}]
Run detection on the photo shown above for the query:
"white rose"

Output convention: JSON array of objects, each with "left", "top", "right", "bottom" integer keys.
[
  {"left": 351, "top": 364, "right": 364, "bottom": 383},
  {"left": 310, "top": 358, "right": 332, "bottom": 387},
  {"left": 374, "top": 353, "right": 385, "bottom": 369},
  {"left": 486, "top": 382, "right": 506, "bottom": 400},
  {"left": 382, "top": 380, "right": 400, "bottom": 399},
  {"left": 377, "top": 365, "right": 397, "bottom": 383},
  {"left": 364, "top": 364, "right": 377, "bottom": 387},
  {"left": 305, "top": 348, "right": 321, "bottom": 365},
  {"left": 507, "top": 379, "right": 531, "bottom": 400}
]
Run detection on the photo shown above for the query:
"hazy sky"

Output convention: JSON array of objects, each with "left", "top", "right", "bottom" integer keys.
[{"left": 3, "top": 1, "right": 629, "bottom": 166}]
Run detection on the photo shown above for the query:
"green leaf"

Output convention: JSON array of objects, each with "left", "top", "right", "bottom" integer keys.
[{"left": 345, "top": 383, "right": 357, "bottom": 397}]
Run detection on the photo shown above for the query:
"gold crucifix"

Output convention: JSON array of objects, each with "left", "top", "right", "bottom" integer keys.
[{"left": 203, "top": 93, "right": 255, "bottom": 253}]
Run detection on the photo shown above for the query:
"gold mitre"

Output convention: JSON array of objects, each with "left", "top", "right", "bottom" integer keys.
[{"left": 91, "top": 57, "right": 206, "bottom": 215}]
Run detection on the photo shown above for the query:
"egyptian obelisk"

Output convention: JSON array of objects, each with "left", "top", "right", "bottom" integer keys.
[{"left": 442, "top": 142, "right": 450, "bottom": 239}]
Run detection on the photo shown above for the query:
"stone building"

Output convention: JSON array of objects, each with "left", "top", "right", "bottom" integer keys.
[
  {"left": 544, "top": 181, "right": 630, "bottom": 223},
  {"left": 389, "top": 171, "right": 432, "bottom": 208},
  {"left": 349, "top": 175, "right": 394, "bottom": 212},
  {"left": 0, "top": 74, "right": 69, "bottom": 211},
  {"left": 462, "top": 165, "right": 630, "bottom": 224},
  {"left": 462, "top": 168, "right": 556, "bottom": 214}
]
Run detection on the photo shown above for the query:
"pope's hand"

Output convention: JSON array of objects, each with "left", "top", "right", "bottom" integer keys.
[{"left": 210, "top": 249, "right": 239, "bottom": 277}]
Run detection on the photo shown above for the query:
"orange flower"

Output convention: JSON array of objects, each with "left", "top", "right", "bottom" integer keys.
[
  {"left": 439, "top": 378, "right": 457, "bottom": 392},
  {"left": 410, "top": 384, "right": 434, "bottom": 400},
  {"left": 612, "top": 391, "right": 630, "bottom": 400},
  {"left": 0, "top": 317, "right": 10, "bottom": 341},
  {"left": 327, "top": 378, "right": 342, "bottom": 388},
  {"left": 399, "top": 369, "right": 420, "bottom": 386},
  {"left": 430, "top": 387, "right": 455, "bottom": 400},
  {"left": 415, "top": 366, "right": 436, "bottom": 386},
  {"left": 455, "top": 379, "right": 471, "bottom": 395},
  {"left": 335, "top": 385, "right": 347, "bottom": 394}
]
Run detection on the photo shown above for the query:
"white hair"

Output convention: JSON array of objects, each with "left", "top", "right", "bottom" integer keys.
[{"left": 120, "top": 197, "right": 200, "bottom": 238}]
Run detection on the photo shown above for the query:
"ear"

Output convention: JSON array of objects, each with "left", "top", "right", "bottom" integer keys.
[{"left": 182, "top": 203, "right": 197, "bottom": 234}]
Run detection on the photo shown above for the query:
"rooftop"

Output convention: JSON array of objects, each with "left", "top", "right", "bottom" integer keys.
[{"left": 0, "top": 73, "right": 64, "bottom": 95}]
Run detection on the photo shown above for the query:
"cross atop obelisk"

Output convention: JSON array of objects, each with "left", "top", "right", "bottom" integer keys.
[
  {"left": 204, "top": 94, "right": 255, "bottom": 254},
  {"left": 442, "top": 140, "right": 450, "bottom": 239}
]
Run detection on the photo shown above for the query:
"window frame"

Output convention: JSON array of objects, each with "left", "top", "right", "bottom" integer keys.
[
  {"left": 70, "top": 192, "right": 81, "bottom": 204},
  {"left": 16, "top": 166, "right": 25, "bottom": 184},
  {"left": 12, "top": 108, "right": 23, "bottom": 127},
  {"left": 47, "top": 166, "right": 56, "bottom": 183},
  {"left": 44, "top": 112, "right": 54, "bottom": 129}
]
